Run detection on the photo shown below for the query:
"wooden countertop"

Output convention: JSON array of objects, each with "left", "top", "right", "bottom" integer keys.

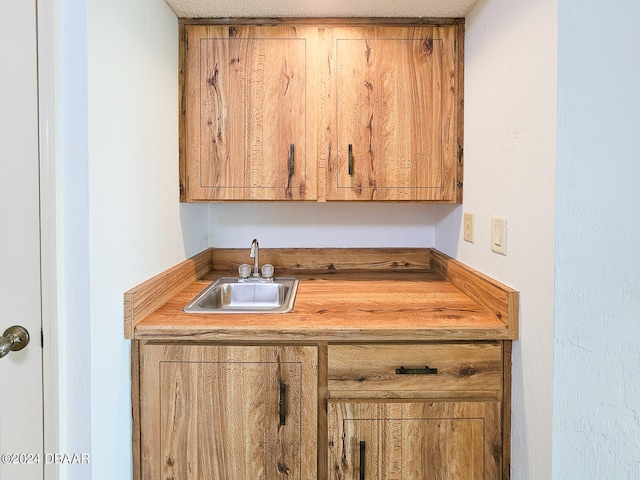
[{"left": 124, "top": 248, "right": 518, "bottom": 342}]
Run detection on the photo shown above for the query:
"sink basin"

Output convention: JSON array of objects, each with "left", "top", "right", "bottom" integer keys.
[{"left": 183, "top": 277, "right": 299, "bottom": 313}]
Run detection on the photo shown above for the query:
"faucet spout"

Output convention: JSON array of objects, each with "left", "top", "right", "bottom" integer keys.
[{"left": 249, "top": 239, "right": 259, "bottom": 277}]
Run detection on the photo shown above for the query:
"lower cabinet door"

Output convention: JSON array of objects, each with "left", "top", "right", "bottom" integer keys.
[
  {"left": 140, "top": 343, "right": 317, "bottom": 479},
  {"left": 328, "top": 400, "right": 502, "bottom": 480}
]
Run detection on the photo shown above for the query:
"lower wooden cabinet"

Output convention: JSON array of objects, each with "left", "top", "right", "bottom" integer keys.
[
  {"left": 325, "top": 342, "right": 508, "bottom": 479},
  {"left": 327, "top": 400, "right": 502, "bottom": 479},
  {"left": 135, "top": 341, "right": 510, "bottom": 479},
  {"left": 138, "top": 344, "right": 318, "bottom": 479}
]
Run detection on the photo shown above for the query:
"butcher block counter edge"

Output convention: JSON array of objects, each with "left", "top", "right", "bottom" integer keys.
[{"left": 123, "top": 248, "right": 519, "bottom": 341}]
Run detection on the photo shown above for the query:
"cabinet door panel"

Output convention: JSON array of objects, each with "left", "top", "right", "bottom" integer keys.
[
  {"left": 324, "top": 26, "right": 461, "bottom": 201},
  {"left": 184, "top": 26, "right": 317, "bottom": 201},
  {"left": 140, "top": 344, "right": 317, "bottom": 480},
  {"left": 328, "top": 401, "right": 501, "bottom": 480}
]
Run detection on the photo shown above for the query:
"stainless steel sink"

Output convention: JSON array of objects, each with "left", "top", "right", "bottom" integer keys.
[{"left": 183, "top": 277, "right": 299, "bottom": 313}]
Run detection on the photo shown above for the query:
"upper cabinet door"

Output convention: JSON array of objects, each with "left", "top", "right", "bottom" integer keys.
[
  {"left": 322, "top": 25, "right": 463, "bottom": 201},
  {"left": 182, "top": 25, "right": 318, "bottom": 201}
]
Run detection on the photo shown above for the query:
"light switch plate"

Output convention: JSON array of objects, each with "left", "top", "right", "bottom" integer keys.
[
  {"left": 491, "top": 216, "right": 507, "bottom": 255},
  {"left": 463, "top": 213, "right": 474, "bottom": 243}
]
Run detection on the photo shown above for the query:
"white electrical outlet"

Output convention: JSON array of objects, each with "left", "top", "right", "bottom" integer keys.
[
  {"left": 463, "top": 213, "right": 474, "bottom": 243},
  {"left": 491, "top": 216, "right": 507, "bottom": 255}
]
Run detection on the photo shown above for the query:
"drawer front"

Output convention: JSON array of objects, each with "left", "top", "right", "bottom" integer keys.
[{"left": 328, "top": 343, "right": 502, "bottom": 397}]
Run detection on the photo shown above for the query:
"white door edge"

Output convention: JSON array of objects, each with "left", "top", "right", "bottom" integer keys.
[{"left": 37, "top": 0, "right": 60, "bottom": 478}]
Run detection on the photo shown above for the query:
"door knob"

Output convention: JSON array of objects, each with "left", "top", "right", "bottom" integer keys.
[{"left": 0, "top": 326, "right": 30, "bottom": 359}]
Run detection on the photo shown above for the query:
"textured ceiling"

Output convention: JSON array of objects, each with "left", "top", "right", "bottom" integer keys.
[{"left": 164, "top": 0, "right": 478, "bottom": 18}]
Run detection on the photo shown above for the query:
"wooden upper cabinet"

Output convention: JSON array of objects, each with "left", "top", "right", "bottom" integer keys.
[
  {"left": 180, "top": 21, "right": 463, "bottom": 202},
  {"left": 181, "top": 25, "right": 318, "bottom": 201},
  {"left": 321, "top": 25, "right": 463, "bottom": 201}
]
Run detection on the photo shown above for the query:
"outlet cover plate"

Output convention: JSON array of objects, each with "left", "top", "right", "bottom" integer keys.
[{"left": 463, "top": 213, "right": 474, "bottom": 243}]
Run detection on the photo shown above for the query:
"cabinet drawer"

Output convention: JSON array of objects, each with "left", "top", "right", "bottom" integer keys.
[{"left": 328, "top": 343, "right": 502, "bottom": 398}]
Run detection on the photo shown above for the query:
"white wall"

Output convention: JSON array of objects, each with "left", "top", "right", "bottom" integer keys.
[
  {"left": 209, "top": 203, "right": 436, "bottom": 248},
  {"left": 435, "top": 0, "right": 558, "bottom": 478},
  {"left": 553, "top": 0, "right": 640, "bottom": 477},
  {"left": 86, "top": 0, "right": 208, "bottom": 477},
  {"left": 57, "top": 0, "right": 91, "bottom": 478}
]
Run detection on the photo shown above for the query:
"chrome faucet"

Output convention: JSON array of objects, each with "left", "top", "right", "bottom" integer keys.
[{"left": 249, "top": 239, "right": 260, "bottom": 277}]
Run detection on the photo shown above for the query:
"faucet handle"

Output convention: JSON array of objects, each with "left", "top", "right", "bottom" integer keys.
[
  {"left": 238, "top": 263, "right": 252, "bottom": 279},
  {"left": 261, "top": 264, "right": 274, "bottom": 279}
]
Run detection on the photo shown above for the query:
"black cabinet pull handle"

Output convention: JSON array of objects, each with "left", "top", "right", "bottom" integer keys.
[
  {"left": 359, "top": 440, "right": 365, "bottom": 480},
  {"left": 348, "top": 144, "right": 354, "bottom": 176},
  {"left": 395, "top": 365, "right": 438, "bottom": 375},
  {"left": 279, "top": 381, "right": 287, "bottom": 426},
  {"left": 288, "top": 144, "right": 295, "bottom": 176}
]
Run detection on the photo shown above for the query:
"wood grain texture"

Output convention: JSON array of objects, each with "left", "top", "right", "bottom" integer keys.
[
  {"left": 327, "top": 400, "right": 502, "bottom": 479},
  {"left": 135, "top": 271, "right": 510, "bottom": 342},
  {"left": 209, "top": 247, "right": 432, "bottom": 273},
  {"left": 124, "top": 248, "right": 518, "bottom": 341},
  {"left": 323, "top": 25, "right": 462, "bottom": 201},
  {"left": 502, "top": 341, "right": 512, "bottom": 480},
  {"left": 128, "top": 245, "right": 515, "bottom": 479},
  {"left": 454, "top": 21, "right": 464, "bottom": 203},
  {"left": 179, "top": 22, "right": 188, "bottom": 201},
  {"left": 123, "top": 249, "right": 212, "bottom": 339},
  {"left": 431, "top": 249, "right": 519, "bottom": 338},
  {"left": 317, "top": 343, "right": 329, "bottom": 479},
  {"left": 180, "top": 19, "right": 463, "bottom": 203},
  {"left": 139, "top": 343, "right": 317, "bottom": 479},
  {"left": 130, "top": 341, "right": 141, "bottom": 480},
  {"left": 183, "top": 25, "right": 318, "bottom": 201},
  {"left": 328, "top": 342, "right": 502, "bottom": 398}
]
